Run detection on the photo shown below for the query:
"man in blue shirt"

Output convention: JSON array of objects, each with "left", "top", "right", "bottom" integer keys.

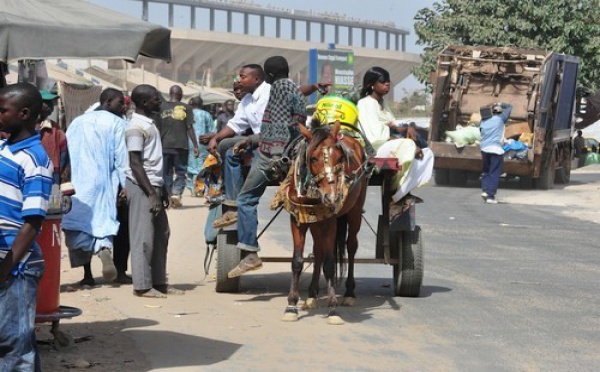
[
  {"left": 0, "top": 83, "right": 53, "bottom": 371},
  {"left": 480, "top": 102, "right": 512, "bottom": 204}
]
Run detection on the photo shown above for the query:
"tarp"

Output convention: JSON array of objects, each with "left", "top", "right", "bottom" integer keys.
[
  {"left": 0, "top": 0, "right": 171, "bottom": 62},
  {"left": 582, "top": 121, "right": 600, "bottom": 142}
]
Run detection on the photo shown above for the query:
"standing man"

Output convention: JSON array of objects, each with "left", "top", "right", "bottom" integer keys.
[
  {"left": 187, "top": 96, "right": 215, "bottom": 196},
  {"left": 573, "top": 130, "right": 587, "bottom": 168},
  {"left": 480, "top": 102, "right": 512, "bottom": 204},
  {"left": 62, "top": 88, "right": 128, "bottom": 285},
  {"left": 227, "top": 56, "right": 307, "bottom": 277},
  {"left": 216, "top": 99, "right": 235, "bottom": 133},
  {"left": 126, "top": 84, "right": 182, "bottom": 298},
  {"left": 0, "top": 83, "right": 53, "bottom": 371},
  {"left": 159, "top": 85, "right": 199, "bottom": 208}
]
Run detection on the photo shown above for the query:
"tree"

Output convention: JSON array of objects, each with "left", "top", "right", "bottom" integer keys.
[{"left": 413, "top": 0, "right": 600, "bottom": 90}]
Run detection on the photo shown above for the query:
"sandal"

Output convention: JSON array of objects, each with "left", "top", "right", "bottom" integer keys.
[
  {"left": 134, "top": 288, "right": 166, "bottom": 298},
  {"left": 213, "top": 211, "right": 238, "bottom": 228},
  {"left": 227, "top": 254, "right": 263, "bottom": 278},
  {"left": 154, "top": 285, "right": 185, "bottom": 295}
]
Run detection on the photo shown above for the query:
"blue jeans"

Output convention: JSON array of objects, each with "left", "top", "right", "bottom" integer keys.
[
  {"left": 236, "top": 152, "right": 272, "bottom": 252},
  {"left": 0, "top": 258, "right": 45, "bottom": 372},
  {"left": 163, "top": 149, "right": 189, "bottom": 196},
  {"left": 481, "top": 151, "right": 504, "bottom": 198},
  {"left": 224, "top": 148, "right": 248, "bottom": 207}
]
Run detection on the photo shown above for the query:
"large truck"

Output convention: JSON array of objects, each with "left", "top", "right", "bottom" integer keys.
[{"left": 428, "top": 45, "right": 580, "bottom": 189}]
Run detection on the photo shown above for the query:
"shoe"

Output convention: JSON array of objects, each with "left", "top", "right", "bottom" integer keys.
[
  {"left": 227, "top": 253, "right": 263, "bottom": 278},
  {"left": 213, "top": 211, "right": 238, "bottom": 228},
  {"left": 481, "top": 192, "right": 488, "bottom": 201},
  {"left": 154, "top": 285, "right": 185, "bottom": 295},
  {"left": 170, "top": 194, "right": 182, "bottom": 208},
  {"left": 79, "top": 277, "right": 96, "bottom": 288},
  {"left": 486, "top": 197, "right": 498, "bottom": 204},
  {"left": 134, "top": 288, "right": 166, "bottom": 298},
  {"left": 114, "top": 273, "right": 133, "bottom": 285},
  {"left": 98, "top": 248, "right": 117, "bottom": 281}
]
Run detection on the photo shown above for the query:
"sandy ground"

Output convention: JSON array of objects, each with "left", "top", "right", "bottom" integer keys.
[{"left": 37, "top": 165, "right": 600, "bottom": 371}]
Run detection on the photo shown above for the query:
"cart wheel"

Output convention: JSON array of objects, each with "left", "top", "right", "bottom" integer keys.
[
  {"left": 51, "top": 327, "right": 74, "bottom": 350},
  {"left": 215, "top": 230, "right": 241, "bottom": 293},
  {"left": 392, "top": 226, "right": 423, "bottom": 297}
]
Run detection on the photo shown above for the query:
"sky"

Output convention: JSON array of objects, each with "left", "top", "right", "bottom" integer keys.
[{"left": 89, "top": 0, "right": 438, "bottom": 95}]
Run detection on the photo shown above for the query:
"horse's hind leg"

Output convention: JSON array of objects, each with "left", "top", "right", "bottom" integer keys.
[
  {"left": 283, "top": 219, "right": 308, "bottom": 322},
  {"left": 342, "top": 186, "right": 366, "bottom": 307}
]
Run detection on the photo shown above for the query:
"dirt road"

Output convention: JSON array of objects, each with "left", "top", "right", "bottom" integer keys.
[{"left": 39, "top": 165, "right": 600, "bottom": 371}]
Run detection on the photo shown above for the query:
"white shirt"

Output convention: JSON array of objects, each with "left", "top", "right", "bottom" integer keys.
[
  {"left": 227, "top": 81, "right": 271, "bottom": 135},
  {"left": 125, "top": 112, "right": 164, "bottom": 187},
  {"left": 357, "top": 96, "right": 396, "bottom": 150}
]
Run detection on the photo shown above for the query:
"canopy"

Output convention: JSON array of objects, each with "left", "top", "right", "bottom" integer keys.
[{"left": 0, "top": 0, "right": 171, "bottom": 63}]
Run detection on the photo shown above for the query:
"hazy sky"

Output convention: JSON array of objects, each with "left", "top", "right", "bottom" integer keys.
[{"left": 89, "top": 0, "right": 438, "bottom": 93}]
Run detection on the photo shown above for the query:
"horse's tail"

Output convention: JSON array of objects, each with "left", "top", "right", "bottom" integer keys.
[{"left": 335, "top": 215, "right": 348, "bottom": 283}]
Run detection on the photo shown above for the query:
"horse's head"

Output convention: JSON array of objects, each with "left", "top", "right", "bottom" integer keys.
[{"left": 303, "top": 120, "right": 347, "bottom": 209}]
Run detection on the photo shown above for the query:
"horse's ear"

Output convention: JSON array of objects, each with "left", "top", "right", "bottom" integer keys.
[
  {"left": 332, "top": 120, "right": 341, "bottom": 139},
  {"left": 298, "top": 122, "right": 312, "bottom": 140}
]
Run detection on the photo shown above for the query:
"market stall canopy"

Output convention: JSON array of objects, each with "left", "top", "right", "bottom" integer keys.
[{"left": 0, "top": 0, "right": 171, "bottom": 62}]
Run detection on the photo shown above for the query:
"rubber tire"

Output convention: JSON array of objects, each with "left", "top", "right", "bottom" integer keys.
[
  {"left": 392, "top": 226, "right": 424, "bottom": 297},
  {"left": 215, "top": 230, "right": 241, "bottom": 293},
  {"left": 448, "top": 169, "right": 467, "bottom": 187},
  {"left": 555, "top": 156, "right": 571, "bottom": 184},
  {"left": 536, "top": 160, "right": 555, "bottom": 190},
  {"left": 434, "top": 168, "right": 450, "bottom": 186}
]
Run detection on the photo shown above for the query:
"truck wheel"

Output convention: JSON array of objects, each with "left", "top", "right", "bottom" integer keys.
[
  {"left": 555, "top": 156, "right": 571, "bottom": 184},
  {"left": 448, "top": 169, "right": 467, "bottom": 187},
  {"left": 434, "top": 168, "right": 450, "bottom": 186},
  {"left": 536, "top": 162, "right": 555, "bottom": 190}
]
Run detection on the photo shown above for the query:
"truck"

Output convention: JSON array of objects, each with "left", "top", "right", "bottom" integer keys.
[{"left": 428, "top": 45, "right": 580, "bottom": 189}]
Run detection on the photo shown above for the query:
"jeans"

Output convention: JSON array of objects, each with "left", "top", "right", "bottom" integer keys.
[
  {"left": 481, "top": 151, "right": 504, "bottom": 198},
  {"left": 163, "top": 149, "right": 189, "bottom": 196},
  {"left": 236, "top": 152, "right": 273, "bottom": 252},
  {"left": 0, "top": 259, "right": 45, "bottom": 372},
  {"left": 224, "top": 148, "right": 248, "bottom": 206}
]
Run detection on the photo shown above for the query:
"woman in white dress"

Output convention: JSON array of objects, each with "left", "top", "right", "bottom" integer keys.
[{"left": 356, "top": 66, "right": 434, "bottom": 204}]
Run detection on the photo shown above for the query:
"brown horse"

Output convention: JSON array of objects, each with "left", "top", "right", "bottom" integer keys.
[{"left": 277, "top": 120, "right": 370, "bottom": 325}]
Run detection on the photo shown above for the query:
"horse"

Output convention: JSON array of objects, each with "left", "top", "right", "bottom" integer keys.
[{"left": 275, "top": 120, "right": 371, "bottom": 325}]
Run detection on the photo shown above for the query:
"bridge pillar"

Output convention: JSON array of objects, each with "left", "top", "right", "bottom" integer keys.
[
  {"left": 260, "top": 15, "right": 265, "bottom": 36},
  {"left": 244, "top": 12, "right": 249, "bottom": 34},
  {"left": 291, "top": 19, "right": 296, "bottom": 39},
  {"left": 209, "top": 8, "right": 215, "bottom": 31},
  {"left": 168, "top": 3, "right": 174, "bottom": 28},
  {"left": 395, "top": 34, "right": 399, "bottom": 51},
  {"left": 142, "top": 0, "right": 149, "bottom": 22},
  {"left": 306, "top": 21, "right": 311, "bottom": 41},
  {"left": 276, "top": 17, "right": 281, "bottom": 38},
  {"left": 190, "top": 6, "right": 195, "bottom": 29},
  {"left": 334, "top": 25, "right": 339, "bottom": 44},
  {"left": 227, "top": 10, "right": 232, "bottom": 32},
  {"left": 348, "top": 26, "right": 353, "bottom": 46},
  {"left": 402, "top": 34, "right": 406, "bottom": 52},
  {"left": 361, "top": 28, "right": 366, "bottom": 47},
  {"left": 386, "top": 32, "right": 390, "bottom": 50},
  {"left": 320, "top": 22, "right": 325, "bottom": 43},
  {"left": 374, "top": 30, "right": 379, "bottom": 49}
]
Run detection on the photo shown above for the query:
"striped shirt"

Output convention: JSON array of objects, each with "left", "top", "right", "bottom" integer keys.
[{"left": 0, "top": 134, "right": 53, "bottom": 254}]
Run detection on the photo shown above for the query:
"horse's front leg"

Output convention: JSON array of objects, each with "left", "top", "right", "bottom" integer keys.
[
  {"left": 303, "top": 234, "right": 322, "bottom": 310},
  {"left": 283, "top": 218, "right": 308, "bottom": 322},
  {"left": 314, "top": 220, "right": 344, "bottom": 325}
]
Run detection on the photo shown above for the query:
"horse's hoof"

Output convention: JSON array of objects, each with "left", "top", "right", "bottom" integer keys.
[
  {"left": 341, "top": 297, "right": 356, "bottom": 307},
  {"left": 327, "top": 315, "right": 345, "bottom": 325},
  {"left": 281, "top": 307, "right": 299, "bottom": 322},
  {"left": 302, "top": 298, "right": 318, "bottom": 310}
]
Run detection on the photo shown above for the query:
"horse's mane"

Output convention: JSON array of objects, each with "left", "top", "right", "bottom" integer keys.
[{"left": 307, "top": 126, "right": 332, "bottom": 154}]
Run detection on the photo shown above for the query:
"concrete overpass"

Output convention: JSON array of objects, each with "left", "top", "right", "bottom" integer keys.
[{"left": 110, "top": 0, "right": 422, "bottom": 99}]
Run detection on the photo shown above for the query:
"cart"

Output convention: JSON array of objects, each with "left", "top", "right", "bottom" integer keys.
[{"left": 214, "top": 157, "right": 424, "bottom": 297}]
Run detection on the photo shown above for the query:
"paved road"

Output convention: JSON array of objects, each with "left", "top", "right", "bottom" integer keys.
[{"left": 46, "top": 167, "right": 600, "bottom": 371}]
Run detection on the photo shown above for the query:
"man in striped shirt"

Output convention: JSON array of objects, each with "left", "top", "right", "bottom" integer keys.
[{"left": 0, "top": 83, "right": 53, "bottom": 371}]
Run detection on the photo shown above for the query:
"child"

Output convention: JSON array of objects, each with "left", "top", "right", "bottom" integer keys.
[{"left": 0, "top": 83, "right": 53, "bottom": 370}]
